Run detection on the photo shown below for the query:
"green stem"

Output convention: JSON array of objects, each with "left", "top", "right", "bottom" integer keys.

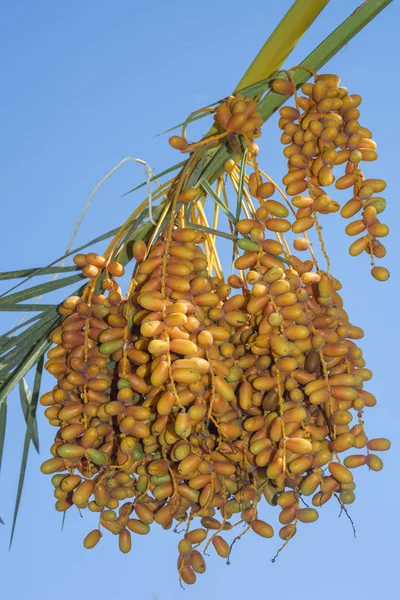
[{"left": 234, "top": 0, "right": 330, "bottom": 91}]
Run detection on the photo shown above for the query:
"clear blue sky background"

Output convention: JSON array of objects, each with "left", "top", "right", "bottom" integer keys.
[{"left": 0, "top": 1, "right": 398, "bottom": 598}]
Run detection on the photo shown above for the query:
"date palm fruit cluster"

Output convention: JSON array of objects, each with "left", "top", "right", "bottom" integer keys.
[
  {"left": 214, "top": 94, "right": 264, "bottom": 138},
  {"left": 40, "top": 71, "right": 391, "bottom": 585},
  {"left": 276, "top": 73, "right": 389, "bottom": 282}
]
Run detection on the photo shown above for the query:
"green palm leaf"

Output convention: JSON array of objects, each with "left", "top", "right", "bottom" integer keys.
[
  {"left": 0, "top": 396, "right": 7, "bottom": 472},
  {"left": 0, "top": 274, "right": 84, "bottom": 306},
  {"left": 0, "top": 266, "right": 79, "bottom": 281},
  {"left": 201, "top": 181, "right": 236, "bottom": 224},
  {"left": 9, "top": 358, "right": 44, "bottom": 546},
  {"left": 0, "top": 335, "right": 52, "bottom": 403}
]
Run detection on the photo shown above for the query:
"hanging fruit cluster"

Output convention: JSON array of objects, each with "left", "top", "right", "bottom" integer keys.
[
  {"left": 275, "top": 73, "right": 389, "bottom": 281},
  {"left": 214, "top": 94, "right": 263, "bottom": 138},
  {"left": 40, "top": 71, "right": 390, "bottom": 586}
]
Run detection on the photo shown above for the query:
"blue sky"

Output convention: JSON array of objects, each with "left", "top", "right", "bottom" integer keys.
[{"left": 0, "top": 1, "right": 398, "bottom": 598}]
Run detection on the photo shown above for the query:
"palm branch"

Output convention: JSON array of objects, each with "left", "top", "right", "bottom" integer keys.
[{"left": 0, "top": 0, "right": 392, "bottom": 543}]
